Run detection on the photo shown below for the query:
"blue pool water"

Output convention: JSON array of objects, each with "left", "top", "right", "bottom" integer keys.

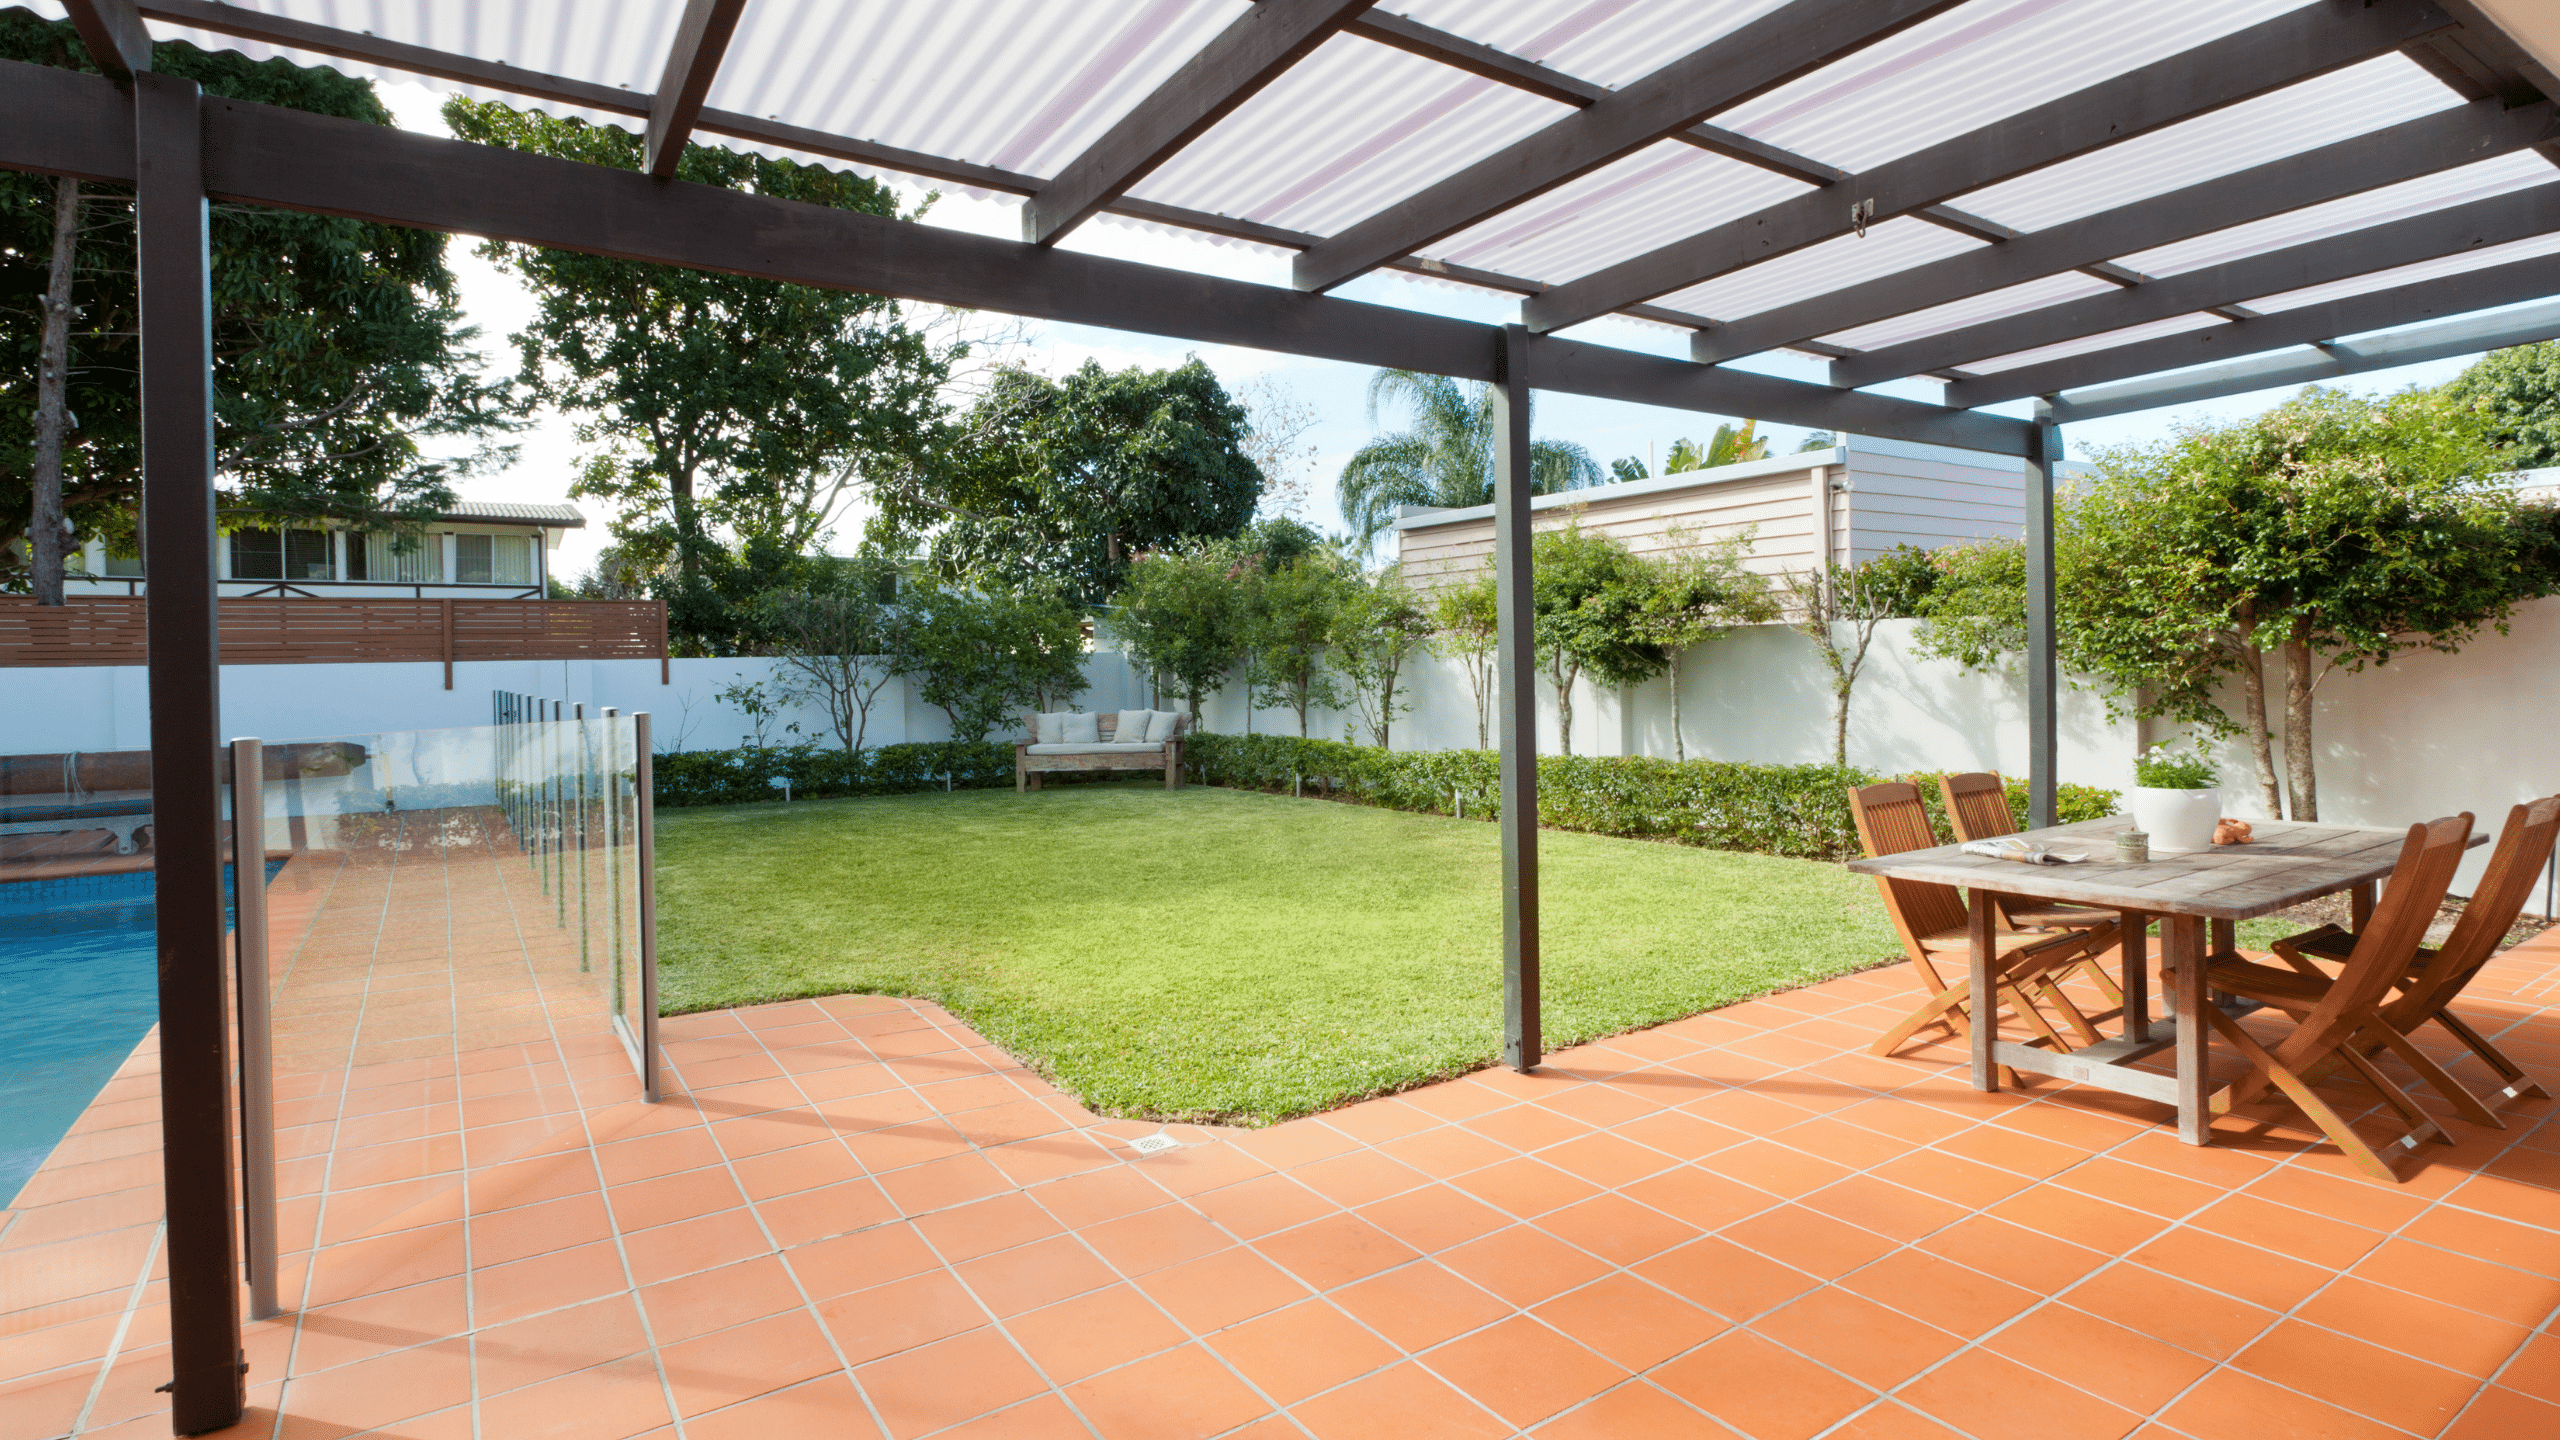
[{"left": 0, "top": 862, "right": 280, "bottom": 1207}]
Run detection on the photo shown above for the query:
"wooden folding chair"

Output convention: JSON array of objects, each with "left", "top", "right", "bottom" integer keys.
[
  {"left": 1939, "top": 771, "right": 2125, "bottom": 1007},
  {"left": 2273, "top": 796, "right": 2560, "bottom": 1125},
  {"left": 1849, "top": 782, "right": 2124, "bottom": 1067},
  {"left": 2172, "top": 813, "right": 2473, "bottom": 1182}
]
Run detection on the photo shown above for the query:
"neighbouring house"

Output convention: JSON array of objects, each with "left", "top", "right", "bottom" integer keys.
[
  {"left": 66, "top": 501, "right": 583, "bottom": 599},
  {"left": 1393, "top": 435, "right": 2087, "bottom": 588}
]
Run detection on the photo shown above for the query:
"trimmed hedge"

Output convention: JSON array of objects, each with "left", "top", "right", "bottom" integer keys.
[
  {"left": 1183, "top": 732, "right": 2118, "bottom": 862},
  {"left": 652, "top": 741, "right": 1015, "bottom": 808}
]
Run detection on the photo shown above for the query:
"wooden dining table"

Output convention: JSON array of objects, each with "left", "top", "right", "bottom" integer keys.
[{"left": 1845, "top": 815, "right": 2483, "bottom": 1145}]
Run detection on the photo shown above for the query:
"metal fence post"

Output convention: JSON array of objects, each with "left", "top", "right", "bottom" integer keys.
[
  {"left": 634, "top": 711, "right": 661, "bottom": 1103},
  {"left": 2026, "top": 396, "right": 2063, "bottom": 830},
  {"left": 1492, "top": 324, "right": 1541, "bottom": 1073},
  {"left": 230, "top": 738, "right": 278, "bottom": 1320}
]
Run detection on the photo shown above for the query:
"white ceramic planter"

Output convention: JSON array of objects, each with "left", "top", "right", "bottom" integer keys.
[{"left": 2129, "top": 786, "right": 2222, "bottom": 852}]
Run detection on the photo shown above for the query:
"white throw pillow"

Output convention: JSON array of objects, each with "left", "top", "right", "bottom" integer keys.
[
  {"left": 1062, "top": 711, "right": 1100, "bottom": 744},
  {"left": 1114, "top": 708, "right": 1154, "bottom": 744},
  {"left": 1148, "top": 710, "right": 1185, "bottom": 742},
  {"left": 1031, "top": 712, "right": 1064, "bottom": 743}
]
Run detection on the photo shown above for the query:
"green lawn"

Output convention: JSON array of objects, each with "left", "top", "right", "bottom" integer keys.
[{"left": 657, "top": 781, "right": 1900, "bottom": 1124}]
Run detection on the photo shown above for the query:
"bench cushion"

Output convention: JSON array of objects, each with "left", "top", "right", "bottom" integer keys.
[
  {"left": 1114, "top": 708, "right": 1153, "bottom": 742},
  {"left": 1061, "top": 711, "right": 1100, "bottom": 743},
  {"left": 1024, "top": 742, "right": 1163, "bottom": 755}
]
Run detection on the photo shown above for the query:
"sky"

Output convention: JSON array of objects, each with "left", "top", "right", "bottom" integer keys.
[{"left": 371, "top": 80, "right": 2492, "bottom": 584}]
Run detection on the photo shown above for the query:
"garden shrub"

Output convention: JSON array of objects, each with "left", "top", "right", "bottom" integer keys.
[
  {"left": 652, "top": 740, "right": 1015, "bottom": 807},
  {"left": 1183, "top": 733, "right": 2120, "bottom": 862}
]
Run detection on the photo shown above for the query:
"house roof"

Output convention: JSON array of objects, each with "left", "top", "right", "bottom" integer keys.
[{"left": 437, "top": 501, "right": 585, "bottom": 528}]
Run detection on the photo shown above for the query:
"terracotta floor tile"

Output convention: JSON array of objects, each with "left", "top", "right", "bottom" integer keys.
[
  {"left": 875, "top": 1152, "right": 1012, "bottom": 1218},
  {"left": 927, "top": 1394, "right": 1090, "bottom": 1439},
  {"left": 1025, "top": 1164, "right": 1179, "bottom": 1229},
  {"left": 1078, "top": 1203, "right": 1235, "bottom": 1278},
  {"left": 1819, "top": 1399, "right": 1972, "bottom": 1440},
  {"left": 467, "top": 1240, "right": 631, "bottom": 1326},
  {"left": 814, "top": 1270, "right": 989, "bottom": 1365},
  {"left": 2239, "top": 1159, "right": 2434, "bottom": 1234},
  {"left": 2500, "top": 1330, "right": 2560, "bottom": 1405},
  {"left": 1618, "top": 1165, "right": 1782, "bottom": 1232},
  {"left": 683, "top": 1374, "right": 879, "bottom": 1440},
  {"left": 1131, "top": 1140, "right": 1275, "bottom": 1199},
  {"left": 302, "top": 1221, "right": 469, "bottom": 1306},
  {"left": 2059, "top": 1263, "right": 2277, "bottom": 1362},
  {"left": 1448, "top": 1157, "right": 1605, "bottom": 1219},
  {"left": 1438, "top": 1225, "right": 1611, "bottom": 1308},
  {"left": 478, "top": 1355, "right": 675, "bottom": 1439},
  {"left": 954, "top": 1233, "right": 1119, "bottom": 1318},
  {"left": 2236, "top": 1318, "right": 2486, "bottom": 1435},
  {"left": 2158, "top": 1365, "right": 2405, "bottom": 1440},
  {"left": 1718, "top": 1204, "right": 1902, "bottom": 1281},
  {"left": 1330, "top": 1259, "right": 1511, "bottom": 1353},
  {"left": 856, "top": 1328, "right": 1045, "bottom": 1440},
  {"left": 593, "top": 1129, "right": 726, "bottom": 1188},
  {"left": 728, "top": 1141, "right": 866, "bottom": 1202},
  {"left": 1984, "top": 1303, "right": 2213, "bottom": 1413},
  {"left": 1651, "top": 1329, "right": 1874, "bottom": 1440},
  {"left": 2187, "top": 1191, "right": 2388, "bottom": 1273},
  {"left": 474, "top": 1294, "right": 651, "bottom": 1396},
  {"left": 755, "top": 1177, "right": 900, "bottom": 1248},
  {"left": 1377, "top": 1125, "right": 1522, "bottom": 1181},
  {"left": 1706, "top": 1139, "right": 1860, "bottom": 1200},
  {"left": 1530, "top": 1271, "right": 1727, "bottom": 1372},
  {"left": 1634, "top": 1235, "right": 1823, "bottom": 1323},
  {"left": 1419, "top": 1314, "right": 1628, "bottom": 1427},
  {"left": 1290, "top": 1150, "right": 1433, "bottom": 1210},
  {"left": 1187, "top": 1173, "right": 1340, "bottom": 1241},
  {"left": 1002, "top": 1282, "right": 1188, "bottom": 1383},
  {"left": 1895, "top": 1348, "right": 2141, "bottom": 1440},
  {"left": 2291, "top": 1274, "right": 2533, "bottom": 1379},
  {"left": 1285, "top": 1360, "right": 1510, "bottom": 1440},
  {"left": 1931, "top": 1122, "right": 2087, "bottom": 1180},
  {"left": 1984, "top": 1179, "right": 2170, "bottom": 1256},
  {"left": 1354, "top": 1183, "right": 1513, "bottom": 1255},
  {"left": 1771, "top": 1115, "right": 1928, "bottom": 1172},
  {"left": 1206, "top": 1297, "right": 1403, "bottom": 1404},
  {"left": 1318, "top": 1097, "right": 1441, "bottom": 1147},
  {"left": 1064, "top": 1341, "right": 1276, "bottom": 1440},
  {"left": 1916, "top": 1213, "right": 2108, "bottom": 1292},
  {"left": 1867, "top": 1148, "right": 2039, "bottom": 1210},
  {"left": 1532, "top": 1381, "right": 1731, "bottom": 1439},
  {"left": 2405, "top": 1202, "right": 2560, "bottom": 1278},
  {"left": 2348, "top": 1235, "right": 2560, "bottom": 1327},
  {"left": 284, "top": 1278, "right": 469, "bottom": 1376},
  {"left": 1536, "top": 1130, "right": 1685, "bottom": 1189},
  {"left": 1840, "top": 1248, "right": 2040, "bottom": 1336},
  {"left": 911, "top": 1192, "right": 1065, "bottom": 1265},
  {"left": 2443, "top": 1385, "right": 2560, "bottom": 1440},
  {"left": 1800, "top": 1174, "right": 1971, "bottom": 1244},
  {"left": 2127, "top": 1225, "right": 2335, "bottom": 1313},
  {"left": 1232, "top": 1119, "right": 1367, "bottom": 1172},
  {"left": 619, "top": 1207, "right": 769, "bottom": 1287},
  {"left": 1255, "top": 1213, "right": 1424, "bottom": 1293},
  {"left": 466, "top": 1190, "right": 614, "bottom": 1269},
  {"left": 637, "top": 1255, "right": 805, "bottom": 1347},
  {"left": 1542, "top": 1081, "right": 1667, "bottom": 1130},
  {"left": 274, "top": 1337, "right": 474, "bottom": 1435},
  {"left": 982, "top": 1132, "right": 1118, "bottom": 1187},
  {"left": 1751, "top": 1286, "right": 1962, "bottom": 1390},
  {"left": 1529, "top": 1191, "right": 1698, "bottom": 1268},
  {"left": 782, "top": 1221, "right": 940, "bottom": 1302},
  {"left": 1135, "top": 1245, "right": 1314, "bottom": 1334}
]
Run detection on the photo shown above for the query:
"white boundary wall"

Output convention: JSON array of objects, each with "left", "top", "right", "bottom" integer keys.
[{"left": 7, "top": 600, "right": 2554, "bottom": 903}]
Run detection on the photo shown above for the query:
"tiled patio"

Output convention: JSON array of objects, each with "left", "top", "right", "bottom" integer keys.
[{"left": 5, "top": 841, "right": 2559, "bottom": 1440}]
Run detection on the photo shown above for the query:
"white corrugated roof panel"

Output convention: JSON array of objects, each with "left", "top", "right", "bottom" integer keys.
[
  {"left": 1823, "top": 271, "right": 2119, "bottom": 353},
  {"left": 2246, "top": 231, "right": 2560, "bottom": 314},
  {"left": 2119, "top": 155, "right": 2560, "bottom": 279},
  {"left": 1957, "top": 312, "right": 2230, "bottom": 376},
  {"left": 1401, "top": 0, "right": 1797, "bottom": 91},
  {"left": 1422, "top": 142, "right": 1811, "bottom": 285},
  {"left": 1653, "top": 217, "right": 1984, "bottom": 323}
]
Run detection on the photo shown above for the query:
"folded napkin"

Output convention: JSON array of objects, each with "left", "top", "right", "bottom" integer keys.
[{"left": 1959, "top": 838, "right": 2087, "bottom": 866}]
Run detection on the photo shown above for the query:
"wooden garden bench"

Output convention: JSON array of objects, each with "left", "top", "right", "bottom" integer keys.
[{"left": 1014, "top": 709, "right": 1190, "bottom": 792}]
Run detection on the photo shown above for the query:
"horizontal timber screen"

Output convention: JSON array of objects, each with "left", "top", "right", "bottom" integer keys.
[{"left": 0, "top": 597, "right": 670, "bottom": 685}]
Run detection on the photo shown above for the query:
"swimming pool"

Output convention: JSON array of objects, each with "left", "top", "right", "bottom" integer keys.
[{"left": 0, "top": 862, "right": 279, "bottom": 1207}]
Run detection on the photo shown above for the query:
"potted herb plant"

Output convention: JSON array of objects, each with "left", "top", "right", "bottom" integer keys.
[{"left": 2128, "top": 742, "right": 2222, "bottom": 852}]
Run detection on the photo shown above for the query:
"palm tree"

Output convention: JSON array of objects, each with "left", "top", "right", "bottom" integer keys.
[
  {"left": 1610, "top": 420, "right": 1769, "bottom": 481},
  {"left": 1337, "top": 370, "right": 1602, "bottom": 552}
]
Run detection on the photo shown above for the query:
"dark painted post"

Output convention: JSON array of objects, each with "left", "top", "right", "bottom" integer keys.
[
  {"left": 1492, "top": 325, "right": 1541, "bottom": 1072},
  {"left": 137, "top": 69, "right": 246, "bottom": 1433},
  {"left": 2025, "top": 397, "right": 2062, "bottom": 830}
]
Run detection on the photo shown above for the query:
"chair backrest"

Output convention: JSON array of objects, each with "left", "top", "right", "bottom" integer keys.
[
  {"left": 2304, "top": 813, "right": 2473, "bottom": 1037},
  {"left": 2407, "top": 795, "right": 2560, "bottom": 1003},
  {"left": 1939, "top": 772, "right": 2016, "bottom": 843},
  {"left": 1849, "top": 782, "right": 1967, "bottom": 943}
]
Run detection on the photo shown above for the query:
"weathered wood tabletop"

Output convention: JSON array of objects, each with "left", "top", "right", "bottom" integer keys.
[{"left": 1845, "top": 815, "right": 2482, "bottom": 1146}]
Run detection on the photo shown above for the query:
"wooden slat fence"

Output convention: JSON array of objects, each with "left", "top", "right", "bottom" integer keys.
[{"left": 0, "top": 597, "right": 670, "bottom": 686}]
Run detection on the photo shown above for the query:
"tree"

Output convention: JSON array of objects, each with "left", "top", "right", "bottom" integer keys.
[
  {"left": 1244, "top": 554, "right": 1348, "bottom": 737},
  {"left": 2443, "top": 342, "right": 2560, "bottom": 469},
  {"left": 1428, "top": 573, "right": 1501, "bottom": 749},
  {"left": 1532, "top": 523, "right": 1663, "bottom": 756},
  {"left": 2069, "top": 387, "right": 2545, "bottom": 819},
  {"left": 1906, "top": 537, "right": 2028, "bottom": 671},
  {"left": 441, "top": 99, "right": 949, "bottom": 652},
  {"left": 3, "top": 15, "right": 519, "bottom": 600},
  {"left": 1609, "top": 420, "right": 1769, "bottom": 482},
  {"left": 1112, "top": 542, "right": 1247, "bottom": 721},
  {"left": 1634, "top": 529, "right": 1776, "bottom": 761},
  {"left": 1332, "top": 565, "right": 1433, "bottom": 747},
  {"left": 893, "top": 579, "right": 1089, "bottom": 743},
  {"left": 1784, "top": 557, "right": 1901, "bottom": 766},
  {"left": 1336, "top": 370, "right": 1601, "bottom": 552},
  {"left": 874, "top": 358, "right": 1261, "bottom": 605},
  {"left": 1233, "top": 374, "right": 1321, "bottom": 520},
  {"left": 755, "top": 557, "right": 903, "bottom": 752}
]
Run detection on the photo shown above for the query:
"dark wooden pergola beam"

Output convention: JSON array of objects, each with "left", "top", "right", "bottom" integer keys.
[
  {"left": 0, "top": 59, "right": 2026, "bottom": 455},
  {"left": 1943, "top": 248, "right": 2560, "bottom": 406},
  {"left": 1834, "top": 182, "right": 2560, "bottom": 386},
  {"left": 1023, "top": 0, "right": 1373, "bottom": 247},
  {"left": 1292, "top": 0, "right": 1966, "bottom": 293},
  {"left": 1525, "top": 0, "right": 2461, "bottom": 333},
  {"left": 1687, "top": 97, "right": 2560, "bottom": 364},
  {"left": 643, "top": 0, "right": 751, "bottom": 177},
  {"left": 62, "top": 0, "right": 151, "bottom": 77}
]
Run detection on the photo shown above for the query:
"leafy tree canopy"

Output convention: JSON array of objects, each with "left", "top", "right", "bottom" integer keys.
[
  {"left": 1532, "top": 522, "right": 1660, "bottom": 754},
  {"left": 2, "top": 13, "right": 519, "bottom": 586},
  {"left": 874, "top": 358, "right": 1262, "bottom": 606},
  {"left": 441, "top": 98, "right": 951, "bottom": 652},
  {"left": 1113, "top": 541, "right": 1251, "bottom": 717},
  {"left": 1337, "top": 370, "right": 1600, "bottom": 552},
  {"left": 2443, "top": 341, "right": 2560, "bottom": 469}
]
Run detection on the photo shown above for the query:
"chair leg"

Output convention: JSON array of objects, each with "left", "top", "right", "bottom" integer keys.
[
  {"left": 2333, "top": 1042, "right": 2456, "bottom": 1149},
  {"left": 2433, "top": 1010, "right": 2554, "bottom": 1107},
  {"left": 2368, "top": 1018, "right": 2504, "bottom": 1129},
  {"left": 2201, "top": 1007, "right": 2412, "bottom": 1183},
  {"left": 1871, "top": 979, "right": 1973, "bottom": 1057}
]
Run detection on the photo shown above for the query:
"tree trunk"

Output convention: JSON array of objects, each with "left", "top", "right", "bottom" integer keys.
[
  {"left": 1553, "top": 662, "right": 1576, "bottom": 757},
  {"left": 1668, "top": 649, "right": 1685, "bottom": 762},
  {"left": 2237, "top": 640, "right": 2281, "bottom": 817},
  {"left": 2281, "top": 630, "right": 2318, "bottom": 822},
  {"left": 31, "top": 176, "right": 81, "bottom": 606},
  {"left": 1831, "top": 683, "right": 1850, "bottom": 767}
]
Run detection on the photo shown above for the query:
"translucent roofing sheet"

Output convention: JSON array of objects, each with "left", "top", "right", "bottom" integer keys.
[
  {"left": 2247, "top": 230, "right": 2560, "bottom": 313},
  {"left": 1654, "top": 217, "right": 1983, "bottom": 323},
  {"left": 2119, "top": 155, "right": 2560, "bottom": 278},
  {"left": 1958, "top": 313, "right": 2229, "bottom": 376},
  {"left": 1824, "top": 271, "right": 2119, "bottom": 353},
  {"left": 1423, "top": 142, "right": 1810, "bottom": 286},
  {"left": 1402, "top": 0, "right": 1795, "bottom": 92}
]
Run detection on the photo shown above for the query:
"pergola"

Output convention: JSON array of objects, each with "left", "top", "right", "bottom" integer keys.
[{"left": 10, "top": 0, "right": 2560, "bottom": 1429}]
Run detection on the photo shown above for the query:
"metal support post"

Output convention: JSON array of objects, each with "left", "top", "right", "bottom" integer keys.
[
  {"left": 1492, "top": 325, "right": 1541, "bottom": 1072},
  {"left": 137, "top": 68, "right": 247, "bottom": 1433},
  {"left": 634, "top": 712, "right": 662, "bottom": 1103},
  {"left": 574, "top": 702, "right": 590, "bottom": 973},
  {"left": 2025, "top": 397, "right": 2063, "bottom": 830},
  {"left": 229, "top": 739, "right": 278, "bottom": 1320}
]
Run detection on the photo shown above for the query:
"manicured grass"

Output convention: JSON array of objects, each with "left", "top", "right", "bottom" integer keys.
[{"left": 657, "top": 781, "right": 1900, "bottom": 1124}]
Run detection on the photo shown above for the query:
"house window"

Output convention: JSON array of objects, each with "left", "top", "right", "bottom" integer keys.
[
  {"left": 228, "top": 527, "right": 331, "bottom": 580},
  {"left": 355, "top": 531, "right": 440, "bottom": 583},
  {"left": 455, "top": 533, "right": 532, "bottom": 585}
]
